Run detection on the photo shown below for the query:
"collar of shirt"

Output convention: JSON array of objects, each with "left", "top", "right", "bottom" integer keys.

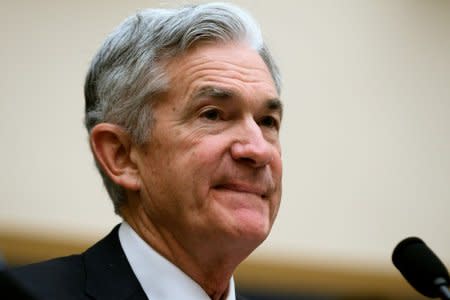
[{"left": 118, "top": 222, "right": 236, "bottom": 300}]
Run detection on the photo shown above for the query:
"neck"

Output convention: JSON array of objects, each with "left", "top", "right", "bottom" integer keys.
[{"left": 120, "top": 200, "right": 250, "bottom": 299}]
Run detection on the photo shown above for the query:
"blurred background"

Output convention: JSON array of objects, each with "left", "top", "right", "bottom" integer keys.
[{"left": 1, "top": 1, "right": 449, "bottom": 299}]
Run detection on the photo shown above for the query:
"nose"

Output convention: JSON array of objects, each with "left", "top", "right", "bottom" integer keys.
[{"left": 230, "top": 119, "right": 273, "bottom": 168}]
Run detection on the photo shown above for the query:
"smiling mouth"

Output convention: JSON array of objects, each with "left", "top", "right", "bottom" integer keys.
[{"left": 214, "top": 183, "right": 267, "bottom": 199}]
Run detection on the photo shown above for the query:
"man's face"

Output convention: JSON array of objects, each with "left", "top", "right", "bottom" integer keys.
[{"left": 135, "top": 42, "right": 282, "bottom": 251}]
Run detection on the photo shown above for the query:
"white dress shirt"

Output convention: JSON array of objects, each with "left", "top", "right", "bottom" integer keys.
[{"left": 118, "top": 222, "right": 236, "bottom": 300}]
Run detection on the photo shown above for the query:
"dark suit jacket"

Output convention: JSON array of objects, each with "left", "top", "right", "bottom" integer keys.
[{"left": 6, "top": 225, "right": 248, "bottom": 300}]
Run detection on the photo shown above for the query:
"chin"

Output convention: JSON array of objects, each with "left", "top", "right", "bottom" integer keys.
[
  {"left": 232, "top": 209, "right": 272, "bottom": 243},
  {"left": 210, "top": 192, "right": 274, "bottom": 244}
]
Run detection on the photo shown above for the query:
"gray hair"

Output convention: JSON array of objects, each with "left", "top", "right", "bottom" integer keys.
[{"left": 84, "top": 2, "right": 282, "bottom": 214}]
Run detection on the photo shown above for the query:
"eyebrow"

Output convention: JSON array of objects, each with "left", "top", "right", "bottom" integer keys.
[
  {"left": 193, "top": 86, "right": 234, "bottom": 100},
  {"left": 266, "top": 98, "right": 283, "bottom": 120},
  {"left": 192, "top": 85, "right": 283, "bottom": 118}
]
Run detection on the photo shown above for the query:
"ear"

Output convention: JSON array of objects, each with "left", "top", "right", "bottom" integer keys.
[{"left": 90, "top": 123, "right": 141, "bottom": 191}]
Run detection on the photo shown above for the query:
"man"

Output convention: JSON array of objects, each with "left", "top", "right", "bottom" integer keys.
[{"left": 6, "top": 2, "right": 283, "bottom": 299}]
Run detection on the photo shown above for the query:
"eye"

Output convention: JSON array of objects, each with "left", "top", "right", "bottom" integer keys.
[
  {"left": 259, "top": 116, "right": 279, "bottom": 129},
  {"left": 200, "top": 108, "right": 221, "bottom": 121}
]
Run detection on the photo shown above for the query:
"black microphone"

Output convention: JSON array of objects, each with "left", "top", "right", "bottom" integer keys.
[{"left": 392, "top": 237, "right": 450, "bottom": 299}]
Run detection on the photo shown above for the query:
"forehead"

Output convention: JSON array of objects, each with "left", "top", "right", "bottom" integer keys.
[{"left": 164, "top": 42, "right": 279, "bottom": 102}]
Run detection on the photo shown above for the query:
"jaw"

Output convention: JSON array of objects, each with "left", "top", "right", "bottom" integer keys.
[
  {"left": 121, "top": 185, "right": 276, "bottom": 300},
  {"left": 208, "top": 187, "right": 274, "bottom": 244}
]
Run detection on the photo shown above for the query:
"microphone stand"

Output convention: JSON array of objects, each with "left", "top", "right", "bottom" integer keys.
[{"left": 435, "top": 278, "right": 450, "bottom": 300}]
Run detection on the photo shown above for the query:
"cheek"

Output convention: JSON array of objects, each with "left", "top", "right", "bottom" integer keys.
[
  {"left": 272, "top": 150, "right": 283, "bottom": 181},
  {"left": 270, "top": 154, "right": 283, "bottom": 216},
  {"left": 185, "top": 137, "right": 230, "bottom": 191},
  {"left": 189, "top": 135, "right": 229, "bottom": 165}
]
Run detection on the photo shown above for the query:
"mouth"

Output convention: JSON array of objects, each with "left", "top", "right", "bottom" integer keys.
[{"left": 213, "top": 183, "right": 267, "bottom": 199}]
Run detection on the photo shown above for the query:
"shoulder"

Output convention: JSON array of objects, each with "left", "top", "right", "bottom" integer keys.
[
  {"left": 4, "top": 225, "right": 123, "bottom": 299},
  {"left": 11, "top": 254, "right": 84, "bottom": 282},
  {"left": 8, "top": 255, "right": 86, "bottom": 299},
  {"left": 2, "top": 224, "right": 140, "bottom": 300}
]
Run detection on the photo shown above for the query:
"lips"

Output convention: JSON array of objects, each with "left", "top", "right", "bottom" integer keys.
[{"left": 214, "top": 182, "right": 267, "bottom": 198}]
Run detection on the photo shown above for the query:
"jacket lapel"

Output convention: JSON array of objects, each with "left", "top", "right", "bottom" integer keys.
[{"left": 83, "top": 224, "right": 148, "bottom": 300}]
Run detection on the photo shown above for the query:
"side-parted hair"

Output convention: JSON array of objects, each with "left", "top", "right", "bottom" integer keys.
[{"left": 84, "top": 2, "right": 281, "bottom": 214}]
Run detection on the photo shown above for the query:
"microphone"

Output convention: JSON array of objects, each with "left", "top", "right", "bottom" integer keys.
[{"left": 392, "top": 237, "right": 450, "bottom": 299}]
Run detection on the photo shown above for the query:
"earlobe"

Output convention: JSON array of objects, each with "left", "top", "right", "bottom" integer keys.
[{"left": 90, "top": 123, "right": 141, "bottom": 191}]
